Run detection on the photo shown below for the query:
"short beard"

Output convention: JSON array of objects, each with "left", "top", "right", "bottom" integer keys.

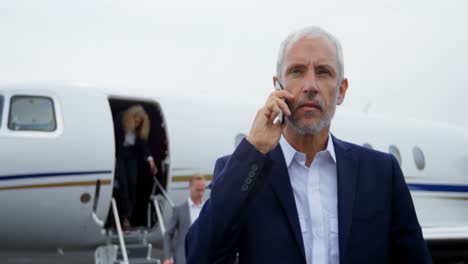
[{"left": 286, "top": 93, "right": 337, "bottom": 135}]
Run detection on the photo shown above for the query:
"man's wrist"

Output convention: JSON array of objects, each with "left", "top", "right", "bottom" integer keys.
[{"left": 245, "top": 136, "right": 269, "bottom": 154}]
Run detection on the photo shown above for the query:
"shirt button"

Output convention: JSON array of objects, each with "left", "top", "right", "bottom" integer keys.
[{"left": 241, "top": 184, "right": 249, "bottom": 192}]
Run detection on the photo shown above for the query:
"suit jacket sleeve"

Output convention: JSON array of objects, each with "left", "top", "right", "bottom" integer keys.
[
  {"left": 163, "top": 205, "right": 179, "bottom": 260},
  {"left": 389, "top": 155, "right": 432, "bottom": 263},
  {"left": 185, "top": 139, "right": 270, "bottom": 263}
]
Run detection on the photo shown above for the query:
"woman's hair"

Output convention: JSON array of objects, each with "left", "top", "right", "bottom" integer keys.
[{"left": 122, "top": 105, "right": 150, "bottom": 140}]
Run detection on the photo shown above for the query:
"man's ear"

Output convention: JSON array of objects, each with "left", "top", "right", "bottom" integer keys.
[
  {"left": 337, "top": 78, "right": 348, "bottom": 105},
  {"left": 273, "top": 76, "right": 278, "bottom": 88}
]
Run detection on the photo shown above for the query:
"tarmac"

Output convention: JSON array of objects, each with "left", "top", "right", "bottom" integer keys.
[{"left": 0, "top": 246, "right": 164, "bottom": 263}]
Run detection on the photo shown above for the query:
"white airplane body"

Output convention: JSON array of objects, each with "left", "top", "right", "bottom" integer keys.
[{"left": 0, "top": 83, "right": 467, "bottom": 255}]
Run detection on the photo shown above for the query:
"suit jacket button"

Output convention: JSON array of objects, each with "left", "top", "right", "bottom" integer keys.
[
  {"left": 248, "top": 171, "right": 256, "bottom": 178},
  {"left": 251, "top": 164, "right": 259, "bottom": 171},
  {"left": 241, "top": 184, "right": 249, "bottom": 192},
  {"left": 244, "top": 177, "right": 253, "bottom": 185}
]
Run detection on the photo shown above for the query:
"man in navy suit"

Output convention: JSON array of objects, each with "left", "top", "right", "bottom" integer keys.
[{"left": 185, "top": 26, "right": 432, "bottom": 264}]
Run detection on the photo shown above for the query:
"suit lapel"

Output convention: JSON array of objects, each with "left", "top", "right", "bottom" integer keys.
[
  {"left": 183, "top": 201, "right": 191, "bottom": 229},
  {"left": 268, "top": 145, "right": 306, "bottom": 262},
  {"left": 333, "top": 136, "right": 359, "bottom": 261}
]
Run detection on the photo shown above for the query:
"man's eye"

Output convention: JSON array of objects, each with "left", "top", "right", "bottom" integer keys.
[
  {"left": 290, "top": 68, "right": 303, "bottom": 75},
  {"left": 317, "top": 68, "right": 332, "bottom": 76}
]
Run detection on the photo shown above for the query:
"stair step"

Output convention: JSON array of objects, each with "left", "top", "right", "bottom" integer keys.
[
  {"left": 109, "top": 229, "right": 146, "bottom": 244},
  {"left": 117, "top": 244, "right": 151, "bottom": 259},
  {"left": 114, "top": 258, "right": 160, "bottom": 264}
]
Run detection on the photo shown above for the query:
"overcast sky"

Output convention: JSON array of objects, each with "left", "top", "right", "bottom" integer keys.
[{"left": 0, "top": 0, "right": 466, "bottom": 126}]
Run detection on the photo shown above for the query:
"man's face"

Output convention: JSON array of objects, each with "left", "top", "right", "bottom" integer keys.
[
  {"left": 279, "top": 36, "right": 348, "bottom": 135},
  {"left": 189, "top": 179, "right": 206, "bottom": 200}
]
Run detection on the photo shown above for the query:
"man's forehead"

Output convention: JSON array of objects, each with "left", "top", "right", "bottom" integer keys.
[
  {"left": 284, "top": 36, "right": 338, "bottom": 67},
  {"left": 192, "top": 179, "right": 205, "bottom": 185}
]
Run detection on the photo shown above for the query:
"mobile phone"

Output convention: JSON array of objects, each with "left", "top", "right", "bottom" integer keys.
[{"left": 275, "top": 80, "right": 288, "bottom": 125}]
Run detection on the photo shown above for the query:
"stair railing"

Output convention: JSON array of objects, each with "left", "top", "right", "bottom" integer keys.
[{"left": 111, "top": 198, "right": 129, "bottom": 264}]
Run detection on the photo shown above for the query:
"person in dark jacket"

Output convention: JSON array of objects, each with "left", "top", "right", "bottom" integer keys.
[
  {"left": 185, "top": 26, "right": 431, "bottom": 264},
  {"left": 115, "top": 105, "right": 157, "bottom": 231}
]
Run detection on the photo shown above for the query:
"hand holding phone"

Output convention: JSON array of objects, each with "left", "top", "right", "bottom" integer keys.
[
  {"left": 275, "top": 80, "right": 288, "bottom": 125},
  {"left": 246, "top": 81, "right": 293, "bottom": 154}
]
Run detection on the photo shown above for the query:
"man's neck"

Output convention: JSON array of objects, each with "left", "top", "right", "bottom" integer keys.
[
  {"left": 283, "top": 124, "right": 330, "bottom": 167},
  {"left": 190, "top": 197, "right": 203, "bottom": 206}
]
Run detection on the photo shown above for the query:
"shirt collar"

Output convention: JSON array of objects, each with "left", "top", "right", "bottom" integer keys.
[
  {"left": 188, "top": 197, "right": 203, "bottom": 207},
  {"left": 279, "top": 133, "right": 336, "bottom": 167}
]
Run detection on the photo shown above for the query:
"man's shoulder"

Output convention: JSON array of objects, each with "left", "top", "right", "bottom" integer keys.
[
  {"left": 333, "top": 136, "right": 393, "bottom": 163},
  {"left": 214, "top": 154, "right": 232, "bottom": 173},
  {"left": 217, "top": 154, "right": 231, "bottom": 164},
  {"left": 212, "top": 154, "right": 232, "bottom": 185},
  {"left": 175, "top": 200, "right": 189, "bottom": 211}
]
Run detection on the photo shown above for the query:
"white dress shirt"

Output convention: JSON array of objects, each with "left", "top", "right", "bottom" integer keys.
[
  {"left": 279, "top": 135, "right": 339, "bottom": 264},
  {"left": 188, "top": 198, "right": 204, "bottom": 224},
  {"left": 123, "top": 132, "right": 136, "bottom": 146}
]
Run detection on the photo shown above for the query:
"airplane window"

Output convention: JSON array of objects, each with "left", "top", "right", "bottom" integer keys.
[
  {"left": 0, "top": 95, "right": 3, "bottom": 128},
  {"left": 8, "top": 96, "right": 56, "bottom": 132},
  {"left": 413, "top": 146, "right": 425, "bottom": 170},
  {"left": 388, "top": 145, "right": 402, "bottom": 166},
  {"left": 362, "top": 143, "right": 373, "bottom": 149}
]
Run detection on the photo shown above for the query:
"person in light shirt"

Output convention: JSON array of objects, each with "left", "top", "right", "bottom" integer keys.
[
  {"left": 185, "top": 26, "right": 431, "bottom": 263},
  {"left": 163, "top": 174, "right": 206, "bottom": 264}
]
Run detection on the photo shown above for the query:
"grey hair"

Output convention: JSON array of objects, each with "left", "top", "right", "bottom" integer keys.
[{"left": 276, "top": 26, "right": 344, "bottom": 83}]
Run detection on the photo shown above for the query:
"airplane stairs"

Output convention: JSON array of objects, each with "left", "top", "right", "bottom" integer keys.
[{"left": 94, "top": 179, "right": 174, "bottom": 264}]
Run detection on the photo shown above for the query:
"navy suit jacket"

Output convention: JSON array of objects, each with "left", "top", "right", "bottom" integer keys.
[{"left": 186, "top": 136, "right": 432, "bottom": 264}]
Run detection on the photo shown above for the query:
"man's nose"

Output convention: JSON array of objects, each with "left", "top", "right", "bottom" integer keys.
[{"left": 302, "top": 72, "right": 319, "bottom": 94}]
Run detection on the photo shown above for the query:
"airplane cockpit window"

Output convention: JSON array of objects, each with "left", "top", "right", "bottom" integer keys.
[
  {"left": 388, "top": 145, "right": 402, "bottom": 166},
  {"left": 8, "top": 96, "right": 56, "bottom": 132},
  {"left": 413, "top": 146, "right": 425, "bottom": 170},
  {"left": 0, "top": 95, "right": 3, "bottom": 128}
]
